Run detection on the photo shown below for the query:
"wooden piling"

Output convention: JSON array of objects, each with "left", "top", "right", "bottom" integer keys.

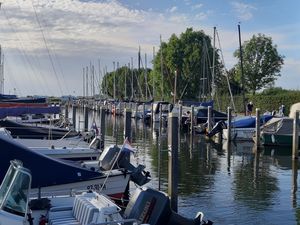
[
  {"left": 254, "top": 108, "right": 260, "bottom": 148},
  {"left": 227, "top": 107, "right": 232, "bottom": 142},
  {"left": 178, "top": 105, "right": 182, "bottom": 128},
  {"left": 135, "top": 103, "right": 139, "bottom": 119},
  {"left": 100, "top": 107, "right": 106, "bottom": 149},
  {"left": 292, "top": 111, "right": 299, "bottom": 159},
  {"left": 72, "top": 105, "right": 76, "bottom": 130},
  {"left": 159, "top": 104, "right": 163, "bottom": 129},
  {"left": 124, "top": 108, "right": 132, "bottom": 142},
  {"left": 168, "top": 112, "right": 178, "bottom": 212},
  {"left": 190, "top": 106, "right": 194, "bottom": 135},
  {"left": 65, "top": 104, "right": 69, "bottom": 120},
  {"left": 207, "top": 106, "right": 212, "bottom": 133},
  {"left": 84, "top": 105, "right": 89, "bottom": 132},
  {"left": 151, "top": 103, "right": 154, "bottom": 126}
]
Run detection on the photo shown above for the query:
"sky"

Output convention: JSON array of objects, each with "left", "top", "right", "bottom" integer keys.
[{"left": 0, "top": 0, "right": 299, "bottom": 97}]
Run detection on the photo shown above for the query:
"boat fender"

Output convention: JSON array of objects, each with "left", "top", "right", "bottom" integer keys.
[{"left": 38, "top": 215, "right": 47, "bottom": 225}]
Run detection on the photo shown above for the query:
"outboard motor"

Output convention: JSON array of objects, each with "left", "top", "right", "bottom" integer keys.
[
  {"left": 124, "top": 187, "right": 212, "bottom": 225},
  {"left": 207, "top": 120, "right": 227, "bottom": 137},
  {"left": 99, "top": 145, "right": 151, "bottom": 186}
]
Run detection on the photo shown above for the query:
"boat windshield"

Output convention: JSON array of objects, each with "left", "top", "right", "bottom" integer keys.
[{"left": 0, "top": 161, "right": 31, "bottom": 217}]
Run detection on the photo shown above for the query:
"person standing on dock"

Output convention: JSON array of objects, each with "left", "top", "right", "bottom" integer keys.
[{"left": 246, "top": 101, "right": 254, "bottom": 116}]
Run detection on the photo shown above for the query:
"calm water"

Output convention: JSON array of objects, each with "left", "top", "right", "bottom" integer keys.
[{"left": 74, "top": 108, "right": 300, "bottom": 225}]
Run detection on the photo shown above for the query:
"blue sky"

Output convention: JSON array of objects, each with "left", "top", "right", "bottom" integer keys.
[{"left": 0, "top": 0, "right": 299, "bottom": 96}]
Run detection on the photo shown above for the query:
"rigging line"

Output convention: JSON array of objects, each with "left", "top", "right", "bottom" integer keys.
[
  {"left": 31, "top": 0, "right": 63, "bottom": 95},
  {"left": 216, "top": 29, "right": 236, "bottom": 112},
  {"left": 1, "top": 5, "right": 47, "bottom": 95},
  {"left": 13, "top": 0, "right": 53, "bottom": 95},
  {"left": 4, "top": 62, "right": 23, "bottom": 96},
  {"left": 38, "top": 10, "right": 71, "bottom": 94}
]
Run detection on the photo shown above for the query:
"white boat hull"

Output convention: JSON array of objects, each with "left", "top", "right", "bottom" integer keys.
[{"left": 30, "top": 170, "right": 130, "bottom": 198}]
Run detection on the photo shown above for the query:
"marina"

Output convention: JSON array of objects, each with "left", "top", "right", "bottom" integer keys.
[
  {"left": 63, "top": 103, "right": 300, "bottom": 225},
  {"left": 1, "top": 1, "right": 300, "bottom": 224}
]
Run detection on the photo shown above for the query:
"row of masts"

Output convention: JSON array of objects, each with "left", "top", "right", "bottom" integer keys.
[{"left": 81, "top": 46, "right": 156, "bottom": 101}]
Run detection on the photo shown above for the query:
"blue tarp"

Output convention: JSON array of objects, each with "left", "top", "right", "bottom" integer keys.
[
  {"left": 230, "top": 115, "right": 273, "bottom": 128},
  {"left": 0, "top": 106, "right": 60, "bottom": 119}
]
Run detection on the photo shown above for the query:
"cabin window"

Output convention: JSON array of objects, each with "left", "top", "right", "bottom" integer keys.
[
  {"left": 0, "top": 167, "right": 16, "bottom": 205},
  {"left": 2, "top": 172, "right": 30, "bottom": 217}
]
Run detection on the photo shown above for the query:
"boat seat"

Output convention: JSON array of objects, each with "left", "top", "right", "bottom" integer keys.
[{"left": 48, "top": 194, "right": 99, "bottom": 225}]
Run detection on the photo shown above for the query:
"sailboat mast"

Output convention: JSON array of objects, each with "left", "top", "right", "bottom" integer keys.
[
  {"left": 131, "top": 58, "right": 134, "bottom": 100},
  {"left": 160, "top": 35, "right": 164, "bottom": 100},
  {"left": 212, "top": 27, "right": 216, "bottom": 100},
  {"left": 113, "top": 61, "right": 116, "bottom": 100},
  {"left": 83, "top": 67, "right": 85, "bottom": 97},
  {"left": 152, "top": 46, "right": 155, "bottom": 100},
  {"left": 238, "top": 24, "right": 246, "bottom": 115}
]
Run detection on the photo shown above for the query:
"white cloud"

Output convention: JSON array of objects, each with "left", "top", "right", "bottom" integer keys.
[
  {"left": 167, "top": 6, "right": 178, "bottom": 13},
  {"left": 231, "top": 1, "right": 256, "bottom": 21},
  {"left": 192, "top": 4, "right": 203, "bottom": 10},
  {"left": 194, "top": 12, "right": 208, "bottom": 21}
]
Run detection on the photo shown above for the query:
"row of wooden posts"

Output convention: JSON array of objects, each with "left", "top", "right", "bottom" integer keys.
[{"left": 64, "top": 104, "right": 299, "bottom": 212}]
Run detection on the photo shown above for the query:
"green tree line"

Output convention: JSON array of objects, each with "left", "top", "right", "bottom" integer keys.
[{"left": 101, "top": 27, "right": 287, "bottom": 106}]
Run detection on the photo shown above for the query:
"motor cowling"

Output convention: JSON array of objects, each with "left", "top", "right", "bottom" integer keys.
[
  {"left": 99, "top": 145, "right": 151, "bottom": 186},
  {"left": 124, "top": 187, "right": 208, "bottom": 225}
]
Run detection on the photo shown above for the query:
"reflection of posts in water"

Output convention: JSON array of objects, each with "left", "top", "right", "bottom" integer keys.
[
  {"left": 254, "top": 108, "right": 261, "bottom": 149},
  {"left": 124, "top": 108, "right": 132, "bottom": 142},
  {"left": 100, "top": 107, "right": 106, "bottom": 150},
  {"left": 227, "top": 107, "right": 232, "bottom": 142},
  {"left": 158, "top": 128, "right": 162, "bottom": 191},
  {"left": 72, "top": 104, "right": 76, "bottom": 130},
  {"left": 190, "top": 105, "right": 194, "bottom": 135},
  {"left": 168, "top": 112, "right": 179, "bottom": 212},
  {"left": 224, "top": 140, "right": 231, "bottom": 173},
  {"left": 292, "top": 111, "right": 299, "bottom": 159},
  {"left": 253, "top": 147, "right": 260, "bottom": 189},
  {"left": 292, "top": 159, "right": 298, "bottom": 208}
]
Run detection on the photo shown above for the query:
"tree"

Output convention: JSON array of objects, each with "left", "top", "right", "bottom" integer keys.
[
  {"left": 151, "top": 28, "right": 223, "bottom": 101},
  {"left": 234, "top": 34, "right": 284, "bottom": 95}
]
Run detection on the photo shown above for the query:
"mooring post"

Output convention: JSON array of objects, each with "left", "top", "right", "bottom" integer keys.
[
  {"left": 207, "top": 106, "right": 212, "bottom": 134},
  {"left": 292, "top": 111, "right": 299, "bottom": 159},
  {"left": 169, "top": 103, "right": 173, "bottom": 113},
  {"left": 168, "top": 112, "right": 178, "bottom": 212},
  {"left": 72, "top": 104, "right": 76, "bottom": 130},
  {"left": 190, "top": 105, "right": 194, "bottom": 135},
  {"left": 159, "top": 104, "right": 163, "bottom": 129},
  {"left": 227, "top": 107, "right": 232, "bottom": 142},
  {"left": 292, "top": 159, "right": 298, "bottom": 208},
  {"left": 84, "top": 105, "right": 89, "bottom": 132},
  {"left": 178, "top": 105, "right": 182, "bottom": 129},
  {"left": 255, "top": 108, "right": 261, "bottom": 148},
  {"left": 65, "top": 104, "right": 69, "bottom": 121},
  {"left": 100, "top": 107, "right": 106, "bottom": 150},
  {"left": 151, "top": 103, "right": 154, "bottom": 125},
  {"left": 124, "top": 108, "right": 132, "bottom": 142},
  {"left": 143, "top": 103, "right": 145, "bottom": 119},
  {"left": 135, "top": 103, "right": 139, "bottom": 119}
]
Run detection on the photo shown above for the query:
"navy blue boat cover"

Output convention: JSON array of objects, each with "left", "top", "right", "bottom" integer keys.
[{"left": 0, "top": 135, "right": 104, "bottom": 188}]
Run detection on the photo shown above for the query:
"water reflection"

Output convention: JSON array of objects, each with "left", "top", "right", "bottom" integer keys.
[{"left": 72, "top": 109, "right": 300, "bottom": 224}]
